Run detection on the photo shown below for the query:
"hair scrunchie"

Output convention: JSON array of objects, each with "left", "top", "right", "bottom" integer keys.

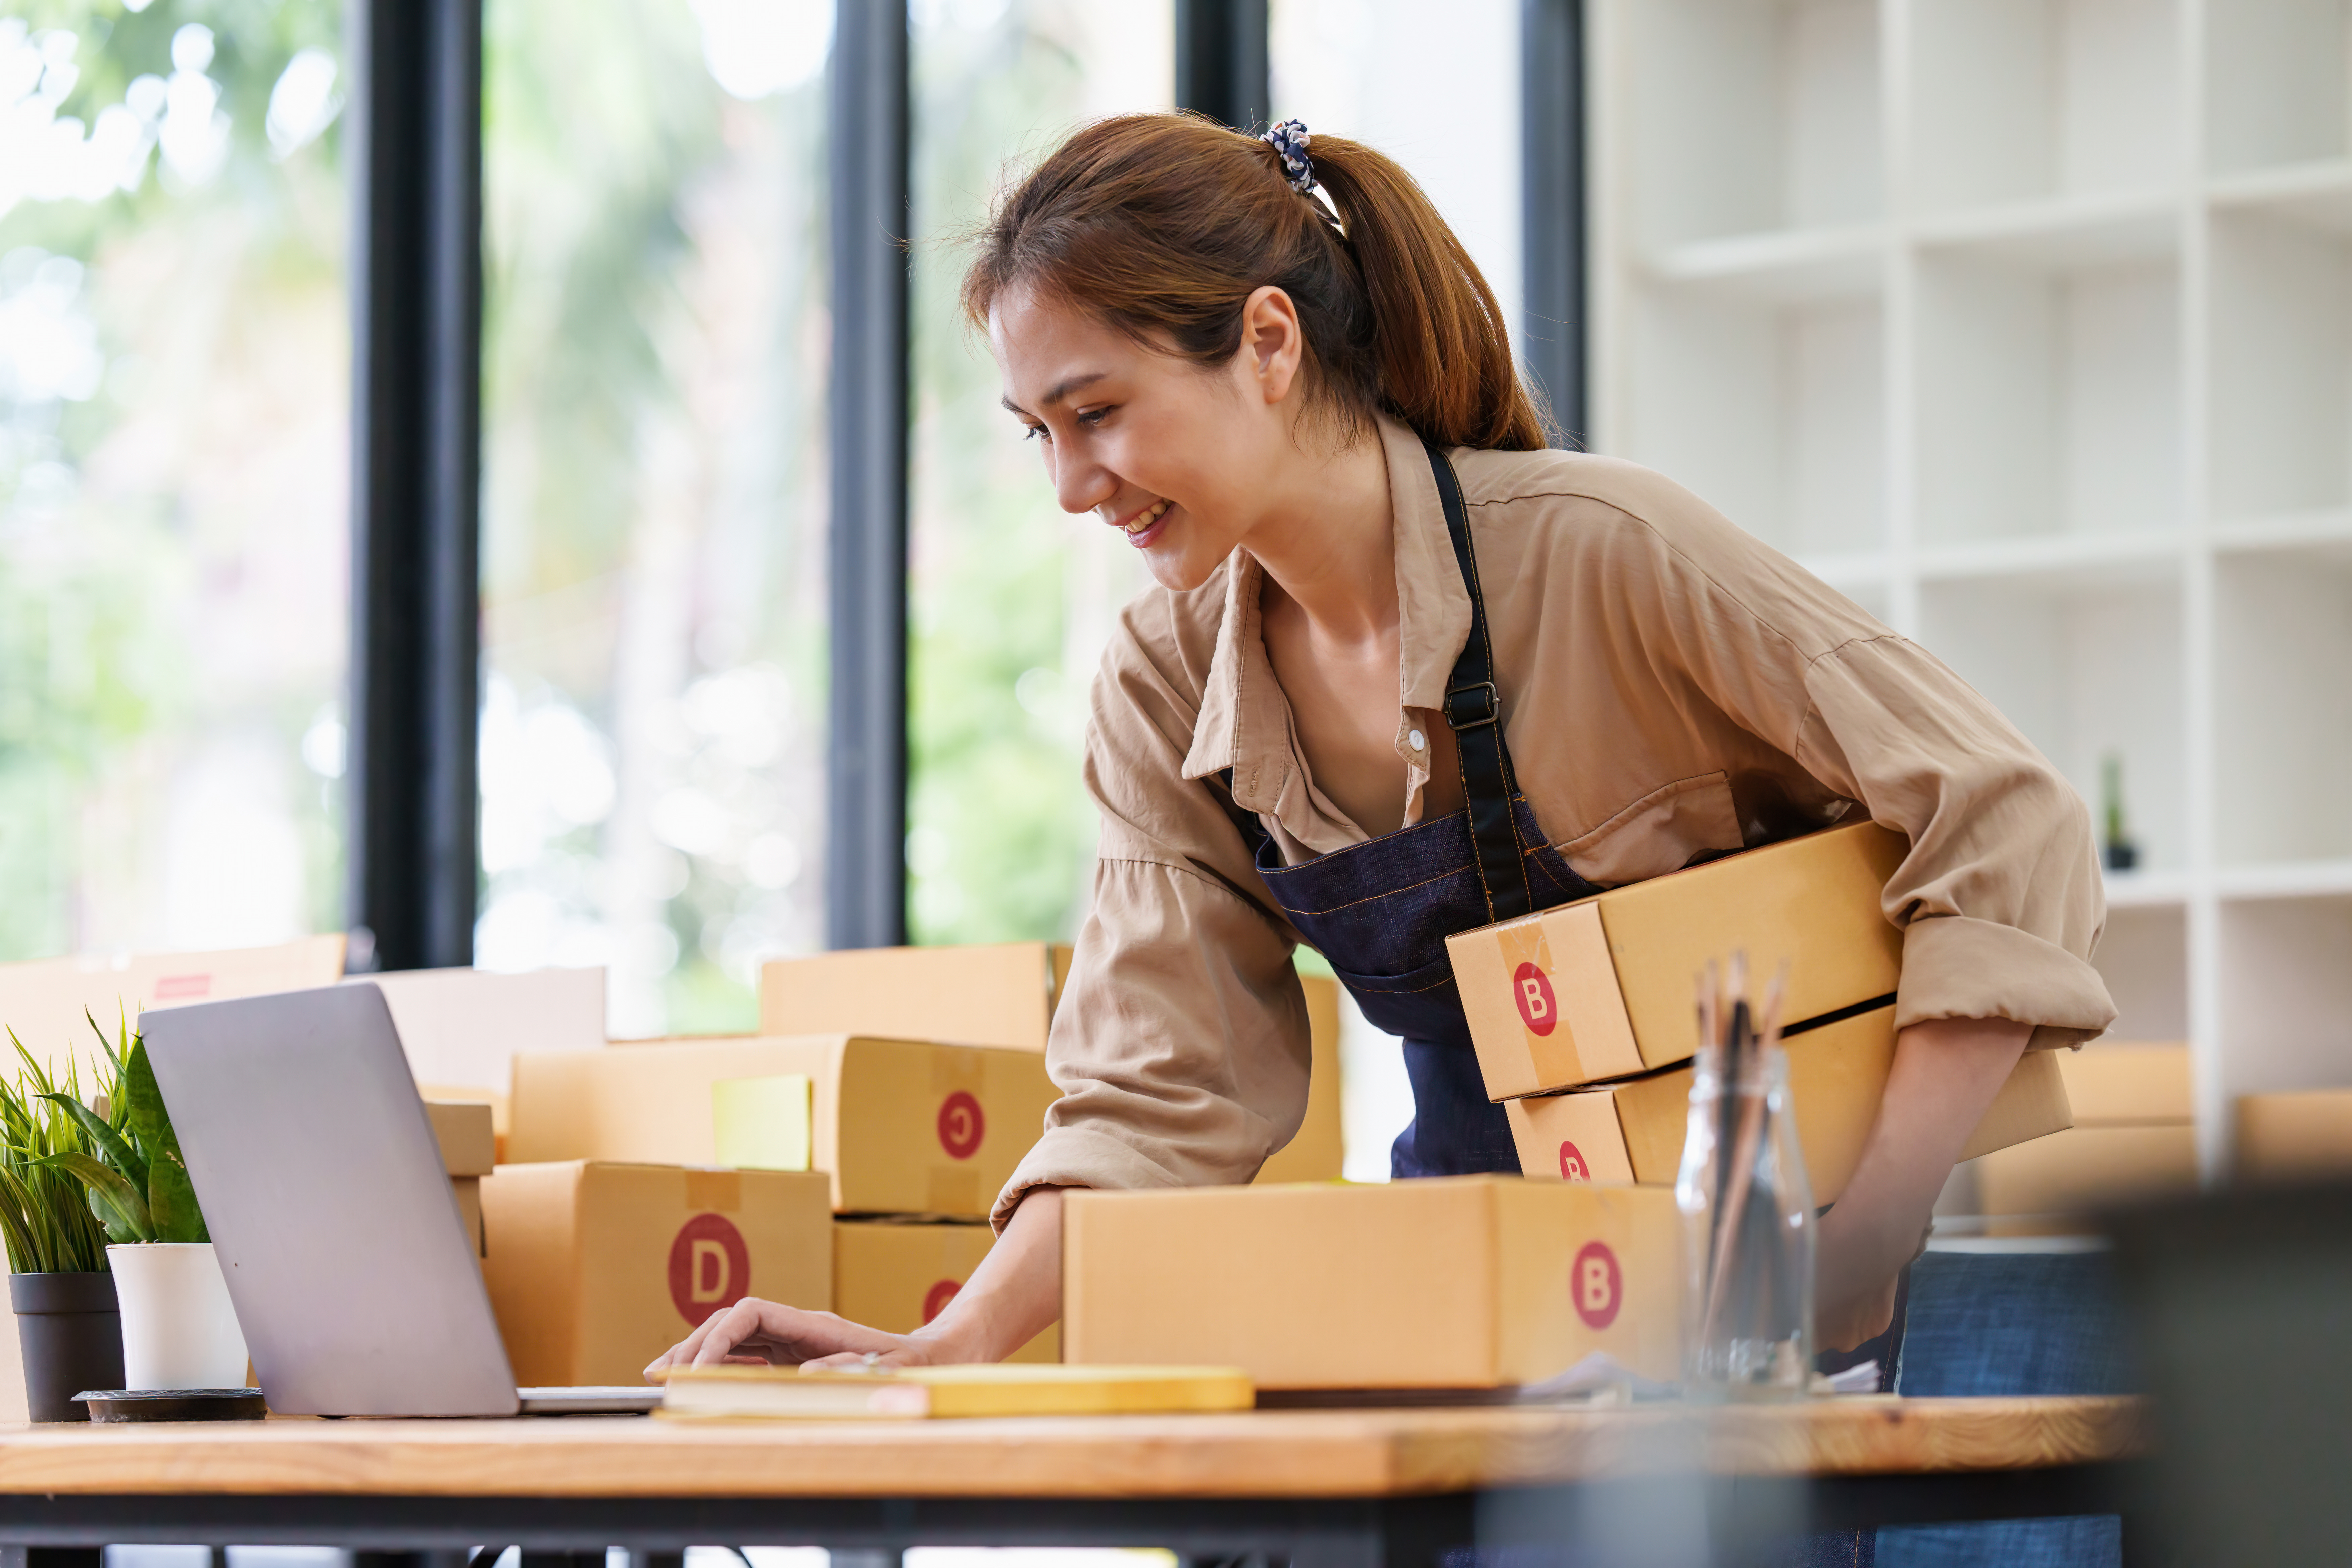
[{"left": 1259, "top": 119, "right": 1314, "bottom": 194}]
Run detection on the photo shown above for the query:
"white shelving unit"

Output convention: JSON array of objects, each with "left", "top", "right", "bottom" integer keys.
[{"left": 1591, "top": 0, "right": 2352, "bottom": 1174}]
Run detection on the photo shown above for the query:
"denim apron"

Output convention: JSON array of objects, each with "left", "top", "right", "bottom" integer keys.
[
  {"left": 1221, "top": 437, "right": 1602, "bottom": 1176},
  {"left": 1218, "top": 437, "right": 1909, "bottom": 1399}
]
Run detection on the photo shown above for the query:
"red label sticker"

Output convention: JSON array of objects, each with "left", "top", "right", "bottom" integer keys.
[
  {"left": 937, "top": 1090, "right": 985, "bottom": 1160},
  {"left": 922, "top": 1279, "right": 962, "bottom": 1325},
  {"left": 153, "top": 973, "right": 212, "bottom": 1000},
  {"left": 1571, "top": 1240, "right": 1622, "bottom": 1330},
  {"left": 1512, "top": 961, "right": 1558, "bottom": 1036},
  {"left": 666, "top": 1212, "right": 751, "bottom": 1326},
  {"left": 1558, "top": 1141, "right": 1590, "bottom": 1183}
]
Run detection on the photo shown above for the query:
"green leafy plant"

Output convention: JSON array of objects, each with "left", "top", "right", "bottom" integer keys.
[
  {"left": 0, "top": 1024, "right": 122, "bottom": 1274},
  {"left": 31, "top": 1014, "right": 207, "bottom": 1247}
]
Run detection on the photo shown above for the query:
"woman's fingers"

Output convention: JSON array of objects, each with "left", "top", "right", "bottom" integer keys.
[{"left": 642, "top": 1303, "right": 739, "bottom": 1380}]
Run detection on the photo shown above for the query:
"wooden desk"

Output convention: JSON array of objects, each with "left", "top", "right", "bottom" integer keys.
[{"left": 0, "top": 1397, "right": 2148, "bottom": 1564}]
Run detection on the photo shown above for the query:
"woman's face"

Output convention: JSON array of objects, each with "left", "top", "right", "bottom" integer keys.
[{"left": 989, "top": 280, "right": 1307, "bottom": 593}]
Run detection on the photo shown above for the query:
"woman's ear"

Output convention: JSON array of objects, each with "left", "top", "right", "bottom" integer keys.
[{"left": 1238, "top": 285, "right": 1305, "bottom": 405}]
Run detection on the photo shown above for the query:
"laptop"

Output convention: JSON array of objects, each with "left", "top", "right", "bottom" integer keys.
[{"left": 141, "top": 983, "right": 661, "bottom": 1417}]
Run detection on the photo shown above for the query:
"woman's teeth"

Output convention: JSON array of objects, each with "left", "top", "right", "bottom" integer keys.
[{"left": 1124, "top": 499, "right": 1172, "bottom": 535}]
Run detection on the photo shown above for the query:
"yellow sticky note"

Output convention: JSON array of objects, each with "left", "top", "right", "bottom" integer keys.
[{"left": 712, "top": 1074, "right": 814, "bottom": 1172}]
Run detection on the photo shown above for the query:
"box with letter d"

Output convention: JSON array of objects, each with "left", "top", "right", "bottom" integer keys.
[{"left": 480, "top": 1161, "right": 831, "bottom": 1386}]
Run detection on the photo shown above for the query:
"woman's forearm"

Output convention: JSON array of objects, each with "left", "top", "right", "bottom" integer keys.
[
  {"left": 1817, "top": 1017, "right": 2031, "bottom": 1335},
  {"left": 909, "top": 1186, "right": 1066, "bottom": 1364}
]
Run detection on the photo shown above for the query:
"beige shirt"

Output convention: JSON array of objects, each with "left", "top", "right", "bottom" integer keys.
[{"left": 993, "top": 414, "right": 2117, "bottom": 1227}]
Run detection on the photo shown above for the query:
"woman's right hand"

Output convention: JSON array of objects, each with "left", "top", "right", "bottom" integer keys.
[
  {"left": 641, "top": 1185, "right": 1070, "bottom": 1383},
  {"left": 642, "top": 1301, "right": 955, "bottom": 1380}
]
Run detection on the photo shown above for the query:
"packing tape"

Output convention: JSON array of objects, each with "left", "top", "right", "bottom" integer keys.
[
  {"left": 684, "top": 1168, "right": 743, "bottom": 1213},
  {"left": 931, "top": 1048, "right": 985, "bottom": 1094},
  {"left": 928, "top": 1166, "right": 981, "bottom": 1216}
]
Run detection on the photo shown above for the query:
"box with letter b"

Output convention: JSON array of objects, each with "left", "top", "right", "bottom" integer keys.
[{"left": 1447, "top": 820, "right": 1908, "bottom": 1096}]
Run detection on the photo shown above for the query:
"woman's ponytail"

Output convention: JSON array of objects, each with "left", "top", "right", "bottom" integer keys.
[
  {"left": 963, "top": 114, "right": 1553, "bottom": 453},
  {"left": 1306, "top": 137, "right": 1547, "bottom": 450}
]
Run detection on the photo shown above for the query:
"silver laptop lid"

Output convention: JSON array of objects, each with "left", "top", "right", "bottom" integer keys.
[{"left": 141, "top": 983, "right": 520, "bottom": 1417}]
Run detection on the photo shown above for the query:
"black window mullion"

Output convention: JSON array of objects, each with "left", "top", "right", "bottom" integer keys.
[
  {"left": 826, "top": 0, "right": 913, "bottom": 952},
  {"left": 1175, "top": 0, "right": 1269, "bottom": 131},
  {"left": 346, "top": 0, "right": 484, "bottom": 973},
  {"left": 1521, "top": 0, "right": 1587, "bottom": 450}
]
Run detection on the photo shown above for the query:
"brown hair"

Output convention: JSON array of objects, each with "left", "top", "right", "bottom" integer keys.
[{"left": 962, "top": 113, "right": 1551, "bottom": 452}]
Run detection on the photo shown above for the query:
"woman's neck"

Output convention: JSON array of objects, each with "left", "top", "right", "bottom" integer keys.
[{"left": 1241, "top": 422, "right": 1398, "bottom": 645}]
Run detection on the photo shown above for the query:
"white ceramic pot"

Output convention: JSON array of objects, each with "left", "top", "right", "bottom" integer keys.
[{"left": 106, "top": 1242, "right": 249, "bottom": 1391}]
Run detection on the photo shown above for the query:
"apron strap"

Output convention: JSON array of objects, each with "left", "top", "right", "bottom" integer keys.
[
  {"left": 1208, "top": 440, "right": 1536, "bottom": 926},
  {"left": 1425, "top": 438, "right": 1533, "bottom": 923}
]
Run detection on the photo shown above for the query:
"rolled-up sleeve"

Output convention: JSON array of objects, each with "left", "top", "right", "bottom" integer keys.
[
  {"left": 1796, "top": 634, "right": 2116, "bottom": 1050},
  {"left": 1607, "top": 499, "right": 2118, "bottom": 1054},
  {"left": 990, "top": 611, "right": 1312, "bottom": 1231}
]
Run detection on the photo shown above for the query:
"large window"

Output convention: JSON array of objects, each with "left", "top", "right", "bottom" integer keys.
[
  {"left": 477, "top": 0, "right": 832, "bottom": 1037},
  {"left": 0, "top": 1, "right": 348, "bottom": 960},
  {"left": 905, "top": 0, "right": 1170, "bottom": 949}
]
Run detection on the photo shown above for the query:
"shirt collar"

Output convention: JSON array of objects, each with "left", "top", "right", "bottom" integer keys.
[{"left": 1180, "top": 413, "right": 1474, "bottom": 820}]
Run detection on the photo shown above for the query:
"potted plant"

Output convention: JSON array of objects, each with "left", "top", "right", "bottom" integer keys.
[
  {"left": 0, "top": 1028, "right": 125, "bottom": 1420},
  {"left": 38, "top": 1015, "right": 247, "bottom": 1392}
]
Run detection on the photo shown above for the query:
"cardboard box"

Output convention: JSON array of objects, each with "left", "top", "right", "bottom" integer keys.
[
  {"left": 1505, "top": 1008, "right": 2075, "bottom": 1202},
  {"left": 357, "top": 966, "right": 607, "bottom": 1102},
  {"left": 480, "top": 1161, "right": 832, "bottom": 1386},
  {"left": 1449, "top": 821, "right": 1908, "bottom": 1097},
  {"left": 426, "top": 1101, "right": 498, "bottom": 1178},
  {"left": 427, "top": 1099, "right": 496, "bottom": 1258},
  {"left": 759, "top": 947, "right": 1345, "bottom": 1183},
  {"left": 510, "top": 1035, "right": 1060, "bottom": 1218},
  {"left": 1971, "top": 1124, "right": 2200, "bottom": 1221},
  {"left": 1062, "top": 1176, "right": 1682, "bottom": 1388},
  {"left": 1256, "top": 972, "right": 1344, "bottom": 1184},
  {"left": 0, "top": 935, "right": 347, "bottom": 1083},
  {"left": 761, "top": 943, "right": 1070, "bottom": 1050},
  {"left": 833, "top": 1219, "right": 1058, "bottom": 1363},
  {"left": 2235, "top": 1090, "right": 2352, "bottom": 1184},
  {"left": 2059, "top": 1042, "right": 2192, "bottom": 1125}
]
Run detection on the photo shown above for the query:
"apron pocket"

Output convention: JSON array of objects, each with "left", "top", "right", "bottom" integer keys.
[{"left": 1326, "top": 948, "right": 1465, "bottom": 1042}]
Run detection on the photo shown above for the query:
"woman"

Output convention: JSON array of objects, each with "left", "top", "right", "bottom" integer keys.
[{"left": 648, "top": 114, "right": 2114, "bottom": 1377}]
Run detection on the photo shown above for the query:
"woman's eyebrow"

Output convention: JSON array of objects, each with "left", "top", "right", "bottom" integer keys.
[{"left": 1003, "top": 370, "right": 1110, "bottom": 416}]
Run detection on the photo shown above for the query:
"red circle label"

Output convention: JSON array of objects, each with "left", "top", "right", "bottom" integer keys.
[
  {"left": 667, "top": 1212, "right": 751, "bottom": 1326},
  {"left": 921, "top": 1279, "right": 961, "bottom": 1325},
  {"left": 937, "top": 1090, "right": 985, "bottom": 1160},
  {"left": 1512, "top": 961, "right": 1559, "bottom": 1036},
  {"left": 1571, "top": 1240, "right": 1623, "bottom": 1330},
  {"left": 1558, "top": 1140, "right": 1590, "bottom": 1182}
]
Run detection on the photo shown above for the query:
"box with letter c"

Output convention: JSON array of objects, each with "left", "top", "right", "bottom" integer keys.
[{"left": 507, "top": 1034, "right": 1060, "bottom": 1218}]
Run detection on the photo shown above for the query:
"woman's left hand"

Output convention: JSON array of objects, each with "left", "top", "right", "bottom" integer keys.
[{"left": 1812, "top": 1017, "right": 2032, "bottom": 1352}]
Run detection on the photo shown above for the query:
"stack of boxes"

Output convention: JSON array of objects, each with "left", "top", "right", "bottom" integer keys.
[
  {"left": 478, "top": 943, "right": 1348, "bottom": 1384},
  {"left": 1445, "top": 821, "right": 2076, "bottom": 1198},
  {"left": 1060, "top": 821, "right": 2075, "bottom": 1393},
  {"left": 1961, "top": 1043, "right": 2198, "bottom": 1231}
]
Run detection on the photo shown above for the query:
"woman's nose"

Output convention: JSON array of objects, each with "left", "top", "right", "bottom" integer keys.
[{"left": 1051, "top": 450, "right": 1115, "bottom": 518}]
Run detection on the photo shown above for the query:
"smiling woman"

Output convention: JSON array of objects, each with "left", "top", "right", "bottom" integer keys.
[{"left": 647, "top": 110, "right": 2114, "bottom": 1385}]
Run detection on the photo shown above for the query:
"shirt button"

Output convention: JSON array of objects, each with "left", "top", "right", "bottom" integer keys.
[{"left": 1408, "top": 729, "right": 1426, "bottom": 751}]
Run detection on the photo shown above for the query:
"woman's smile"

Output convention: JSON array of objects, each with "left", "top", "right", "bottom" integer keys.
[{"left": 1109, "top": 496, "right": 1175, "bottom": 547}]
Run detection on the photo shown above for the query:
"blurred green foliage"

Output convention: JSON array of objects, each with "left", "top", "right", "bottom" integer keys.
[
  {"left": 906, "top": 8, "right": 1102, "bottom": 948},
  {"left": 0, "top": 0, "right": 348, "bottom": 960}
]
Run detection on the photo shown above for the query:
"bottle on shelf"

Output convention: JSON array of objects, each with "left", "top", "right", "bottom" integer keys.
[{"left": 2103, "top": 753, "right": 2139, "bottom": 873}]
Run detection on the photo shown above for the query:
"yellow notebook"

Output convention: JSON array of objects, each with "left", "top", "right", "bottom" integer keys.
[{"left": 658, "top": 1362, "right": 1254, "bottom": 1420}]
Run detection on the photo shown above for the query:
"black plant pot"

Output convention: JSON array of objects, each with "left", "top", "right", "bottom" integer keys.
[{"left": 11, "top": 1272, "right": 122, "bottom": 1423}]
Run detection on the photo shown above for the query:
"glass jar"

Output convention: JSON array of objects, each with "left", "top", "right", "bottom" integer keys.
[{"left": 1676, "top": 1041, "right": 1816, "bottom": 1399}]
